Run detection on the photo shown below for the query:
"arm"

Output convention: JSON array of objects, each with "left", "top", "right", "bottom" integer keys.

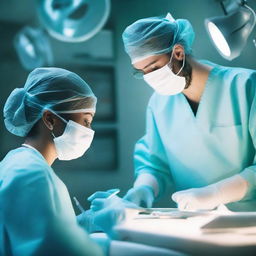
[
  {"left": 172, "top": 72, "right": 256, "bottom": 211},
  {"left": 124, "top": 100, "right": 173, "bottom": 207},
  {"left": 3, "top": 166, "right": 103, "bottom": 256}
]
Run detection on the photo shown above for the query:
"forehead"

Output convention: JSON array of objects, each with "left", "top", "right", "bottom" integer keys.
[
  {"left": 69, "top": 112, "right": 94, "bottom": 120},
  {"left": 133, "top": 53, "right": 170, "bottom": 69}
]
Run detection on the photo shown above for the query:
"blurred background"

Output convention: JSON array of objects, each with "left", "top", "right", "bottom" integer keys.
[{"left": 0, "top": 0, "right": 256, "bottom": 212}]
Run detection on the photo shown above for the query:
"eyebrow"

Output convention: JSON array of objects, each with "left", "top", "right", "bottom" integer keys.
[{"left": 83, "top": 113, "right": 94, "bottom": 118}]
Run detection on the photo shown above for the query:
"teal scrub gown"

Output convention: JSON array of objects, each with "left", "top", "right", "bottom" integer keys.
[
  {"left": 0, "top": 147, "right": 103, "bottom": 256},
  {"left": 134, "top": 63, "right": 256, "bottom": 211}
]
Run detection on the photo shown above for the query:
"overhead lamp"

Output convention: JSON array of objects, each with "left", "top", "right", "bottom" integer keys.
[
  {"left": 36, "top": 0, "right": 111, "bottom": 42},
  {"left": 14, "top": 26, "right": 53, "bottom": 70},
  {"left": 205, "top": 0, "right": 256, "bottom": 60}
]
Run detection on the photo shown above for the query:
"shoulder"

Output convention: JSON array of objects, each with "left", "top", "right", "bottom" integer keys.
[
  {"left": 0, "top": 147, "right": 53, "bottom": 192},
  {"left": 209, "top": 62, "right": 256, "bottom": 83}
]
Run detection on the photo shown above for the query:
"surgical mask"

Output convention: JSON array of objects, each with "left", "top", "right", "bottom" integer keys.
[
  {"left": 143, "top": 50, "right": 186, "bottom": 95},
  {"left": 50, "top": 113, "right": 95, "bottom": 161}
]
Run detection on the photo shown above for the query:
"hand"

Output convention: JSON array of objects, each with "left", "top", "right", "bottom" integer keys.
[
  {"left": 88, "top": 189, "right": 139, "bottom": 238},
  {"left": 172, "top": 175, "right": 248, "bottom": 211},
  {"left": 171, "top": 185, "right": 221, "bottom": 211},
  {"left": 88, "top": 189, "right": 121, "bottom": 211},
  {"left": 77, "top": 210, "right": 102, "bottom": 233},
  {"left": 123, "top": 185, "right": 155, "bottom": 208}
]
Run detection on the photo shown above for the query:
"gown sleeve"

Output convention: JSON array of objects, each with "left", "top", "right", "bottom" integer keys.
[
  {"left": 2, "top": 162, "right": 103, "bottom": 256},
  {"left": 239, "top": 72, "right": 256, "bottom": 201},
  {"left": 134, "top": 97, "right": 173, "bottom": 198}
]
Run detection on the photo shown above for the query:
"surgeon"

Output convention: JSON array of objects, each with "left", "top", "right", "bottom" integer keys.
[
  {"left": 0, "top": 67, "right": 123, "bottom": 256},
  {"left": 91, "top": 13, "right": 256, "bottom": 212}
]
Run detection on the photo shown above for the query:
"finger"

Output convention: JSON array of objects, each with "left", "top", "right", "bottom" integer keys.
[
  {"left": 178, "top": 200, "right": 188, "bottom": 211},
  {"left": 171, "top": 192, "right": 179, "bottom": 202},
  {"left": 88, "top": 191, "right": 111, "bottom": 201},
  {"left": 106, "top": 188, "right": 120, "bottom": 194},
  {"left": 90, "top": 198, "right": 106, "bottom": 211}
]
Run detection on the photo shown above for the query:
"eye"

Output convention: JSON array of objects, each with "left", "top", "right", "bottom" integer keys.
[{"left": 84, "top": 120, "right": 91, "bottom": 128}]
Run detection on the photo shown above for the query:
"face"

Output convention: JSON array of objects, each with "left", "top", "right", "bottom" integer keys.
[
  {"left": 66, "top": 112, "right": 94, "bottom": 129},
  {"left": 133, "top": 45, "right": 192, "bottom": 89},
  {"left": 133, "top": 53, "right": 171, "bottom": 75}
]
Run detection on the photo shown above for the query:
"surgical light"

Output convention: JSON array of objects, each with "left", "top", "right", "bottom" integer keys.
[
  {"left": 14, "top": 26, "right": 53, "bottom": 71},
  {"left": 36, "top": 0, "right": 111, "bottom": 42},
  {"left": 205, "top": 0, "right": 256, "bottom": 60}
]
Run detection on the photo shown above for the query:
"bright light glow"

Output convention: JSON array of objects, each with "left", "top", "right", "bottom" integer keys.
[
  {"left": 20, "top": 35, "right": 36, "bottom": 58},
  {"left": 64, "top": 27, "right": 75, "bottom": 37},
  {"left": 207, "top": 22, "right": 231, "bottom": 57}
]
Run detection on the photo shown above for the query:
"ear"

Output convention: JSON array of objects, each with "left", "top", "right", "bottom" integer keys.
[
  {"left": 42, "top": 110, "right": 57, "bottom": 131},
  {"left": 172, "top": 44, "right": 185, "bottom": 61}
]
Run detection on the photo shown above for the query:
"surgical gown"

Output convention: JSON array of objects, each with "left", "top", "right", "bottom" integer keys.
[
  {"left": 134, "top": 63, "right": 256, "bottom": 211},
  {"left": 0, "top": 147, "right": 103, "bottom": 256}
]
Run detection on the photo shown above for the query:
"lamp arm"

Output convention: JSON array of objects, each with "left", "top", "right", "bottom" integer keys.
[{"left": 244, "top": 4, "right": 256, "bottom": 28}]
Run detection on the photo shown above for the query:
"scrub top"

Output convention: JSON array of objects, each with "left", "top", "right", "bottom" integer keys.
[
  {"left": 0, "top": 147, "right": 103, "bottom": 256},
  {"left": 134, "top": 63, "right": 256, "bottom": 211}
]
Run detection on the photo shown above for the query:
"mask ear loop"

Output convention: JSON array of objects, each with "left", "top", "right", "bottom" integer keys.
[
  {"left": 42, "top": 109, "right": 68, "bottom": 139},
  {"left": 168, "top": 45, "right": 185, "bottom": 76}
]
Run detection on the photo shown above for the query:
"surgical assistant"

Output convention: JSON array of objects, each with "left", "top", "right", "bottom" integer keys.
[
  {"left": 121, "top": 14, "right": 256, "bottom": 211},
  {"left": 0, "top": 68, "right": 120, "bottom": 256}
]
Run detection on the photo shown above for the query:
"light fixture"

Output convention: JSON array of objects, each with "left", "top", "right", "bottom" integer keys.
[
  {"left": 36, "top": 0, "right": 111, "bottom": 42},
  {"left": 205, "top": 0, "right": 256, "bottom": 60},
  {"left": 14, "top": 26, "right": 53, "bottom": 70}
]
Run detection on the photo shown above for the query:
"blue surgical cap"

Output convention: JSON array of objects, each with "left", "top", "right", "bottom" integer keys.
[
  {"left": 122, "top": 14, "right": 195, "bottom": 63},
  {"left": 4, "top": 67, "right": 97, "bottom": 137}
]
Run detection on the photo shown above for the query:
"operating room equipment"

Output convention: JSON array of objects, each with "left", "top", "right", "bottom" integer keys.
[
  {"left": 14, "top": 26, "right": 53, "bottom": 70},
  {"left": 36, "top": 0, "right": 111, "bottom": 42},
  {"left": 73, "top": 196, "right": 85, "bottom": 213},
  {"left": 205, "top": 0, "right": 256, "bottom": 60}
]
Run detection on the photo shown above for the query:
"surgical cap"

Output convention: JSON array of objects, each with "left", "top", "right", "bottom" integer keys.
[
  {"left": 4, "top": 67, "right": 97, "bottom": 137},
  {"left": 122, "top": 14, "right": 195, "bottom": 63}
]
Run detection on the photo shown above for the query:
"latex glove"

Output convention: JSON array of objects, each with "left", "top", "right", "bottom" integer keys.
[
  {"left": 88, "top": 189, "right": 139, "bottom": 212},
  {"left": 172, "top": 186, "right": 220, "bottom": 211},
  {"left": 88, "top": 189, "right": 121, "bottom": 211},
  {"left": 123, "top": 185, "right": 155, "bottom": 208},
  {"left": 172, "top": 174, "right": 248, "bottom": 211},
  {"left": 77, "top": 210, "right": 102, "bottom": 233},
  {"left": 88, "top": 189, "right": 139, "bottom": 238},
  {"left": 93, "top": 204, "right": 125, "bottom": 239}
]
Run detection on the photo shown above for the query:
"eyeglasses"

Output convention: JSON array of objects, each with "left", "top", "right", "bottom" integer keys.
[
  {"left": 132, "top": 68, "right": 145, "bottom": 79},
  {"left": 132, "top": 58, "right": 172, "bottom": 80}
]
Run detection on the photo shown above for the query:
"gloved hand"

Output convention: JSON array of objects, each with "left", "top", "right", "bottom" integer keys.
[
  {"left": 88, "top": 189, "right": 139, "bottom": 238},
  {"left": 172, "top": 185, "right": 221, "bottom": 211},
  {"left": 123, "top": 185, "right": 155, "bottom": 208},
  {"left": 77, "top": 209, "right": 102, "bottom": 233},
  {"left": 172, "top": 174, "right": 248, "bottom": 211}
]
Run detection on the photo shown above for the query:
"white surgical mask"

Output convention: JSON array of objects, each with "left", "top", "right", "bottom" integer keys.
[
  {"left": 50, "top": 113, "right": 94, "bottom": 161},
  {"left": 143, "top": 49, "right": 186, "bottom": 95}
]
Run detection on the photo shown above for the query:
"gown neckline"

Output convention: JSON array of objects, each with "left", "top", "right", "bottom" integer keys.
[{"left": 180, "top": 65, "right": 219, "bottom": 121}]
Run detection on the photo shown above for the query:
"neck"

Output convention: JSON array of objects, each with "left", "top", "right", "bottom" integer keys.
[
  {"left": 23, "top": 136, "right": 57, "bottom": 166},
  {"left": 182, "top": 58, "right": 212, "bottom": 103}
]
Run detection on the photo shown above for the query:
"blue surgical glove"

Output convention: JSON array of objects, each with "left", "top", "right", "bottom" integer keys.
[
  {"left": 123, "top": 185, "right": 155, "bottom": 208},
  {"left": 88, "top": 189, "right": 139, "bottom": 238},
  {"left": 77, "top": 209, "right": 102, "bottom": 233}
]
